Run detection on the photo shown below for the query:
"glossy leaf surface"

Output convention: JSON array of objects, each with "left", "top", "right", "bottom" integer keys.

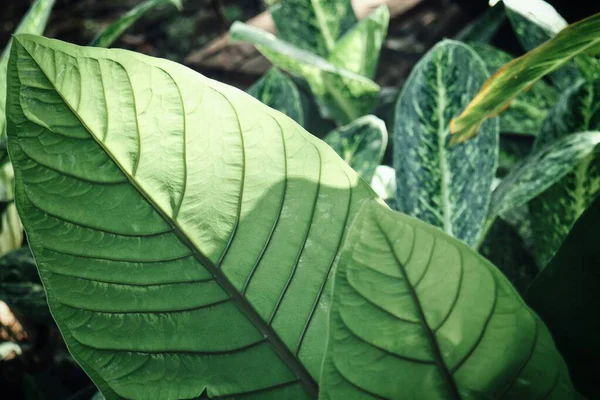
[
  {"left": 320, "top": 200, "right": 576, "bottom": 399},
  {"left": 323, "top": 115, "right": 387, "bottom": 182},
  {"left": 450, "top": 12, "right": 600, "bottom": 143},
  {"left": 6, "top": 35, "right": 377, "bottom": 399},
  {"left": 394, "top": 40, "right": 498, "bottom": 247},
  {"left": 248, "top": 68, "right": 304, "bottom": 125},
  {"left": 230, "top": 22, "right": 380, "bottom": 124},
  {"left": 89, "top": 0, "right": 182, "bottom": 48},
  {"left": 490, "top": 132, "right": 600, "bottom": 217},
  {"left": 529, "top": 81, "right": 600, "bottom": 267}
]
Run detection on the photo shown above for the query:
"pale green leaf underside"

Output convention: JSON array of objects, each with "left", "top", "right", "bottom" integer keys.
[
  {"left": 320, "top": 200, "right": 575, "bottom": 399},
  {"left": 469, "top": 42, "right": 558, "bottom": 136},
  {"left": 89, "top": 0, "right": 182, "bottom": 48},
  {"left": 0, "top": 0, "right": 55, "bottom": 138},
  {"left": 248, "top": 68, "right": 304, "bottom": 125},
  {"left": 6, "top": 35, "right": 376, "bottom": 399},
  {"left": 490, "top": 132, "right": 600, "bottom": 218},
  {"left": 230, "top": 22, "right": 380, "bottom": 124},
  {"left": 394, "top": 40, "right": 498, "bottom": 247},
  {"left": 323, "top": 115, "right": 387, "bottom": 182},
  {"left": 529, "top": 81, "right": 600, "bottom": 267},
  {"left": 270, "top": 0, "right": 356, "bottom": 57},
  {"left": 327, "top": 5, "right": 389, "bottom": 80}
]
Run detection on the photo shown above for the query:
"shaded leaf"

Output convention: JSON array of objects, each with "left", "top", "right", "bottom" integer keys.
[
  {"left": 323, "top": 115, "right": 387, "bottom": 182},
  {"left": 270, "top": 0, "right": 356, "bottom": 57},
  {"left": 0, "top": 0, "right": 55, "bottom": 138},
  {"left": 497, "top": 134, "right": 534, "bottom": 178},
  {"left": 394, "top": 40, "right": 498, "bottom": 247},
  {"left": 320, "top": 200, "right": 576, "bottom": 399},
  {"left": 89, "top": 0, "right": 182, "bottom": 48},
  {"left": 527, "top": 193, "right": 600, "bottom": 399},
  {"left": 575, "top": 54, "right": 600, "bottom": 82},
  {"left": 454, "top": 3, "right": 506, "bottom": 43},
  {"left": 490, "top": 132, "right": 600, "bottom": 217},
  {"left": 248, "top": 68, "right": 304, "bottom": 125},
  {"left": 450, "top": 12, "right": 600, "bottom": 143},
  {"left": 327, "top": 5, "right": 389, "bottom": 79},
  {"left": 469, "top": 42, "right": 558, "bottom": 136},
  {"left": 7, "top": 34, "right": 377, "bottom": 399},
  {"left": 529, "top": 80, "right": 600, "bottom": 267},
  {"left": 230, "top": 22, "right": 380, "bottom": 124}
]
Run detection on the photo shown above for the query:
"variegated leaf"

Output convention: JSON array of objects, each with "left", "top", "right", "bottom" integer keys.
[
  {"left": 394, "top": 40, "right": 498, "bottom": 247},
  {"left": 528, "top": 81, "right": 600, "bottom": 267},
  {"left": 323, "top": 115, "right": 387, "bottom": 182},
  {"left": 450, "top": 12, "right": 600, "bottom": 143},
  {"left": 230, "top": 22, "right": 380, "bottom": 124},
  {"left": 248, "top": 68, "right": 304, "bottom": 125},
  {"left": 327, "top": 5, "right": 389, "bottom": 80},
  {"left": 270, "top": 0, "right": 356, "bottom": 57},
  {"left": 469, "top": 42, "right": 558, "bottom": 136},
  {"left": 490, "top": 132, "right": 600, "bottom": 218},
  {"left": 454, "top": 3, "right": 506, "bottom": 43}
]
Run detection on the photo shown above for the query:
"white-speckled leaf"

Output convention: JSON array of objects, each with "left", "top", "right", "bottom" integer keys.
[
  {"left": 528, "top": 81, "right": 600, "bottom": 267},
  {"left": 248, "top": 68, "right": 304, "bottom": 125},
  {"left": 393, "top": 40, "right": 498, "bottom": 247}
]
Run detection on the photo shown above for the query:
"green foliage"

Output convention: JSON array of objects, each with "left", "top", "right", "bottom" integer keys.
[
  {"left": 89, "top": 0, "right": 182, "bottom": 48},
  {"left": 321, "top": 201, "right": 576, "bottom": 399},
  {"left": 394, "top": 40, "right": 498, "bottom": 247},
  {"left": 248, "top": 68, "right": 305, "bottom": 125},
  {"left": 323, "top": 115, "right": 387, "bottom": 182}
]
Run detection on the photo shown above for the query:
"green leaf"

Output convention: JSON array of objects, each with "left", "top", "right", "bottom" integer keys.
[
  {"left": 469, "top": 42, "right": 558, "bottom": 136},
  {"left": 89, "top": 0, "right": 182, "bottom": 48},
  {"left": 0, "top": 0, "right": 55, "bottom": 138},
  {"left": 394, "top": 40, "right": 498, "bottom": 247},
  {"left": 230, "top": 22, "right": 380, "bottom": 124},
  {"left": 450, "top": 12, "right": 600, "bottom": 143},
  {"left": 327, "top": 5, "right": 389, "bottom": 79},
  {"left": 369, "top": 165, "right": 396, "bottom": 202},
  {"left": 575, "top": 54, "right": 600, "bottom": 82},
  {"left": 248, "top": 68, "right": 304, "bottom": 125},
  {"left": 270, "top": 0, "right": 356, "bottom": 57},
  {"left": 454, "top": 3, "right": 506, "bottom": 43},
  {"left": 7, "top": 34, "right": 378, "bottom": 399},
  {"left": 497, "top": 134, "right": 534, "bottom": 178},
  {"left": 489, "top": 132, "right": 600, "bottom": 218},
  {"left": 527, "top": 194, "right": 600, "bottom": 399},
  {"left": 323, "top": 115, "right": 387, "bottom": 182},
  {"left": 503, "top": 0, "right": 579, "bottom": 90},
  {"left": 320, "top": 200, "right": 576, "bottom": 399},
  {"left": 528, "top": 81, "right": 600, "bottom": 267}
]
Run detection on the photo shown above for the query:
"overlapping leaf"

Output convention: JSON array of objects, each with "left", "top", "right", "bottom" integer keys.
[
  {"left": 454, "top": 3, "right": 506, "bottom": 43},
  {"left": 270, "top": 0, "right": 356, "bottom": 56},
  {"left": 6, "top": 35, "right": 378, "bottom": 399},
  {"left": 320, "top": 200, "right": 576, "bottom": 399},
  {"left": 89, "top": 0, "right": 182, "bottom": 48},
  {"left": 230, "top": 22, "right": 380, "bottom": 123},
  {"left": 248, "top": 68, "right": 304, "bottom": 125},
  {"left": 323, "top": 115, "right": 387, "bottom": 182},
  {"left": 450, "top": 12, "right": 600, "bottom": 143},
  {"left": 529, "top": 81, "right": 600, "bottom": 267},
  {"left": 469, "top": 42, "right": 558, "bottom": 136},
  {"left": 394, "top": 40, "right": 498, "bottom": 247},
  {"left": 490, "top": 132, "right": 600, "bottom": 217}
]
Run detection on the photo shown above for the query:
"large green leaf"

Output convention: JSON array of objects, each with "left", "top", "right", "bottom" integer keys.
[
  {"left": 230, "top": 22, "right": 380, "bottom": 124},
  {"left": 319, "top": 200, "right": 576, "bottom": 399},
  {"left": 489, "top": 132, "right": 600, "bottom": 218},
  {"left": 0, "top": 0, "right": 55, "bottom": 138},
  {"left": 528, "top": 81, "right": 600, "bottom": 267},
  {"left": 393, "top": 40, "right": 498, "bottom": 247},
  {"left": 450, "top": 12, "right": 600, "bottom": 143},
  {"left": 527, "top": 194, "right": 600, "bottom": 399},
  {"left": 89, "top": 0, "right": 182, "bottom": 48},
  {"left": 469, "top": 42, "right": 558, "bottom": 136},
  {"left": 327, "top": 5, "right": 389, "bottom": 80},
  {"left": 323, "top": 115, "right": 387, "bottom": 182},
  {"left": 248, "top": 68, "right": 304, "bottom": 125},
  {"left": 503, "top": 0, "right": 579, "bottom": 90},
  {"left": 6, "top": 34, "right": 378, "bottom": 399},
  {"left": 270, "top": 0, "right": 356, "bottom": 57}
]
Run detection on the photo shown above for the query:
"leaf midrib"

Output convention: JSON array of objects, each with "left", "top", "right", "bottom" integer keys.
[
  {"left": 17, "top": 38, "right": 318, "bottom": 398},
  {"left": 435, "top": 59, "right": 453, "bottom": 236}
]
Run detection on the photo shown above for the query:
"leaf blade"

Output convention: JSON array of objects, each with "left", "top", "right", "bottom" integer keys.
[{"left": 248, "top": 68, "right": 304, "bottom": 125}]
